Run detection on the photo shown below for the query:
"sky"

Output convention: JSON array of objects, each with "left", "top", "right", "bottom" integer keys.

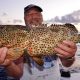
[{"left": 0, "top": 0, "right": 80, "bottom": 25}]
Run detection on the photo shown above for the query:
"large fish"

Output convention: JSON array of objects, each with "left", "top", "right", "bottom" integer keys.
[{"left": 0, "top": 24, "right": 79, "bottom": 65}]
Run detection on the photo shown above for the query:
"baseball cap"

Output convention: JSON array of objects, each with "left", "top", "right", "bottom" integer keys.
[{"left": 24, "top": 4, "right": 43, "bottom": 13}]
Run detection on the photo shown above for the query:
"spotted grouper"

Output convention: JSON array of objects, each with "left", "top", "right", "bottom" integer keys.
[{"left": 0, "top": 23, "right": 79, "bottom": 65}]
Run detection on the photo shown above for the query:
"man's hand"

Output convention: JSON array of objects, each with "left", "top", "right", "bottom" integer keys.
[
  {"left": 54, "top": 40, "right": 77, "bottom": 59},
  {"left": 54, "top": 40, "right": 77, "bottom": 67},
  {"left": 0, "top": 47, "right": 12, "bottom": 67}
]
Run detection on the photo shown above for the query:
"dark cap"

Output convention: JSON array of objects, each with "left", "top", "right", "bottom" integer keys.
[{"left": 24, "top": 4, "right": 43, "bottom": 13}]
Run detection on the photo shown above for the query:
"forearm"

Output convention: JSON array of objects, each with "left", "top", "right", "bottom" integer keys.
[
  {"left": 60, "top": 57, "right": 75, "bottom": 67},
  {"left": 6, "top": 62, "right": 23, "bottom": 79}
]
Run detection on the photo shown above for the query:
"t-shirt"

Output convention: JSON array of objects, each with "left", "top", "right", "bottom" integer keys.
[{"left": 21, "top": 55, "right": 61, "bottom": 80}]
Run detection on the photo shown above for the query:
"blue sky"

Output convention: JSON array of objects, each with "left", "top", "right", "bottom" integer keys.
[{"left": 0, "top": 0, "right": 80, "bottom": 25}]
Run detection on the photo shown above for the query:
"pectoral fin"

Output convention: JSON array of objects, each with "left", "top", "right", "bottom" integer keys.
[{"left": 32, "top": 56, "right": 44, "bottom": 66}]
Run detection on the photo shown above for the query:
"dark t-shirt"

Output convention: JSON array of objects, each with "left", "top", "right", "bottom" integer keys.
[{"left": 0, "top": 66, "right": 17, "bottom": 80}]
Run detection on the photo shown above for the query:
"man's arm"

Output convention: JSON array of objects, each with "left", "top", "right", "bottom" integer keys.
[
  {"left": 0, "top": 47, "right": 24, "bottom": 79},
  {"left": 59, "top": 56, "right": 75, "bottom": 67},
  {"left": 6, "top": 57, "right": 23, "bottom": 78}
]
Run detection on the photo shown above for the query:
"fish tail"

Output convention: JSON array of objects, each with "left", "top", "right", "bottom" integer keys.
[{"left": 78, "top": 33, "right": 80, "bottom": 43}]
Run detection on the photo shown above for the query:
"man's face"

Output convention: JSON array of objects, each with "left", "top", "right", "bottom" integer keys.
[{"left": 24, "top": 8, "right": 43, "bottom": 27}]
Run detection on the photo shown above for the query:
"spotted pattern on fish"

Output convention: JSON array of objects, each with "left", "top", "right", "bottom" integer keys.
[
  {"left": 27, "top": 23, "right": 79, "bottom": 57},
  {"left": 0, "top": 25, "right": 31, "bottom": 60},
  {"left": 0, "top": 24, "right": 79, "bottom": 62}
]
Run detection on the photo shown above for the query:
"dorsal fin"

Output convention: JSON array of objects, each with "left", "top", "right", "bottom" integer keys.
[{"left": 64, "top": 23, "right": 78, "bottom": 33}]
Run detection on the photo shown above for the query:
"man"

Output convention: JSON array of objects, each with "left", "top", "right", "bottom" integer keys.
[{"left": 21, "top": 4, "right": 77, "bottom": 80}]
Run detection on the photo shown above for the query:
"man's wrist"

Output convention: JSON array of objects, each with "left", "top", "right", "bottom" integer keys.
[
  {"left": 64, "top": 56, "right": 75, "bottom": 61},
  {"left": 60, "top": 56, "right": 75, "bottom": 61},
  {"left": 60, "top": 56, "right": 75, "bottom": 67}
]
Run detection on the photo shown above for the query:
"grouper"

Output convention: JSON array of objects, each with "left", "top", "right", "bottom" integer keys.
[{"left": 0, "top": 23, "right": 79, "bottom": 65}]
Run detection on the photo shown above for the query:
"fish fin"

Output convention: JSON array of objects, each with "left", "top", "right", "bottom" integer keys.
[
  {"left": 32, "top": 57, "right": 44, "bottom": 66},
  {"left": 77, "top": 33, "right": 80, "bottom": 43},
  {"left": 64, "top": 23, "right": 78, "bottom": 33}
]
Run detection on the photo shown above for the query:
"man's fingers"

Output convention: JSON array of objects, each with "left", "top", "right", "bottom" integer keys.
[
  {"left": 57, "top": 43, "right": 76, "bottom": 54},
  {"left": 63, "top": 40, "right": 77, "bottom": 49},
  {"left": 1, "top": 59, "right": 11, "bottom": 67},
  {"left": 54, "top": 47, "right": 70, "bottom": 57},
  {"left": 0, "top": 47, "right": 8, "bottom": 64}
]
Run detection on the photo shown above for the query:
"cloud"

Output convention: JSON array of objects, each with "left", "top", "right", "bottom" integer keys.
[
  {"left": 6, "top": 20, "right": 11, "bottom": 24},
  {"left": 2, "top": 12, "right": 8, "bottom": 16},
  {"left": 61, "top": 14, "right": 76, "bottom": 23},
  {"left": 0, "top": 20, "right": 3, "bottom": 24},
  {"left": 48, "top": 10, "right": 80, "bottom": 24},
  {"left": 53, "top": 16, "right": 60, "bottom": 22},
  {"left": 13, "top": 19, "right": 23, "bottom": 23},
  {"left": 59, "top": 10, "right": 80, "bottom": 23}
]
